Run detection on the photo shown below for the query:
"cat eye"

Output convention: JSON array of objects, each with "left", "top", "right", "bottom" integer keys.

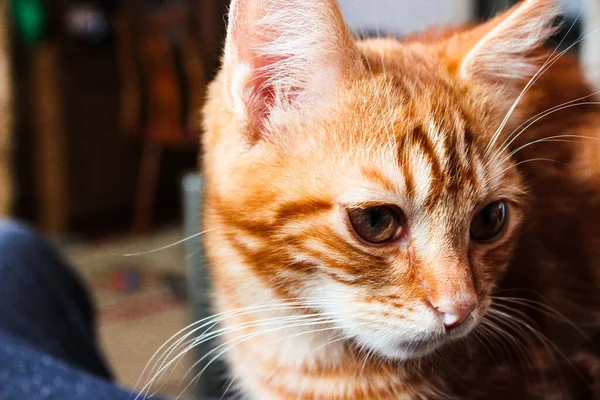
[
  {"left": 347, "top": 206, "right": 404, "bottom": 244},
  {"left": 470, "top": 201, "right": 507, "bottom": 242}
]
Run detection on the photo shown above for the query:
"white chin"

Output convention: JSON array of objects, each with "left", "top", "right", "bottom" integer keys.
[
  {"left": 352, "top": 334, "right": 445, "bottom": 361},
  {"left": 375, "top": 340, "right": 444, "bottom": 360},
  {"left": 367, "top": 322, "right": 478, "bottom": 360}
]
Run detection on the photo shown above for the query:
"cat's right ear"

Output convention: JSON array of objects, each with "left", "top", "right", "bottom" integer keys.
[
  {"left": 222, "top": 0, "right": 363, "bottom": 138},
  {"left": 452, "top": 0, "right": 560, "bottom": 89}
]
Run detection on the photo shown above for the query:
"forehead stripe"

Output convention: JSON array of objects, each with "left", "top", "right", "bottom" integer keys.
[
  {"left": 411, "top": 127, "right": 445, "bottom": 208},
  {"left": 276, "top": 199, "right": 333, "bottom": 221},
  {"left": 397, "top": 125, "right": 483, "bottom": 209}
]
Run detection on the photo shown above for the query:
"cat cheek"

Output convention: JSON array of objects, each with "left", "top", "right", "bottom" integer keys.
[
  {"left": 470, "top": 207, "right": 524, "bottom": 281},
  {"left": 472, "top": 242, "right": 516, "bottom": 285}
]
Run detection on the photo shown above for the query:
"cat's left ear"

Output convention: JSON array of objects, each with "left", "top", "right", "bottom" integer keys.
[
  {"left": 223, "top": 0, "right": 364, "bottom": 136},
  {"left": 455, "top": 0, "right": 560, "bottom": 87}
]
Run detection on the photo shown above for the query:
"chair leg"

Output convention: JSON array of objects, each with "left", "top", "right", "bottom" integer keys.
[{"left": 132, "top": 142, "right": 162, "bottom": 233}]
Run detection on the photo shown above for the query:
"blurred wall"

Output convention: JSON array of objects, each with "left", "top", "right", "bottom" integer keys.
[
  {"left": 338, "top": 0, "right": 473, "bottom": 35},
  {"left": 582, "top": 0, "right": 600, "bottom": 88},
  {"left": 339, "top": 0, "right": 582, "bottom": 36},
  {"left": 563, "top": 0, "right": 583, "bottom": 17}
]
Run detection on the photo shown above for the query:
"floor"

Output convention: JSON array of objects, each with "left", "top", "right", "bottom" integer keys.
[{"left": 63, "top": 226, "right": 197, "bottom": 398}]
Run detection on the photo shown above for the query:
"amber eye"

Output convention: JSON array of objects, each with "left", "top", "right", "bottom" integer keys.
[
  {"left": 348, "top": 206, "right": 403, "bottom": 244},
  {"left": 470, "top": 201, "right": 507, "bottom": 242}
]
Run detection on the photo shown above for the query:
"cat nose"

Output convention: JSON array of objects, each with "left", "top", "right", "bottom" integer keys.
[{"left": 432, "top": 301, "right": 476, "bottom": 329}]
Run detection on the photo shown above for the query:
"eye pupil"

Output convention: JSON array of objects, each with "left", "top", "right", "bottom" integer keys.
[
  {"left": 348, "top": 206, "right": 403, "bottom": 244},
  {"left": 470, "top": 201, "right": 507, "bottom": 242},
  {"left": 368, "top": 207, "right": 387, "bottom": 227}
]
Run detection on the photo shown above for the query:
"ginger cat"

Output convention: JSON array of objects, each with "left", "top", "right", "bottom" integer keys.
[{"left": 201, "top": 0, "right": 600, "bottom": 398}]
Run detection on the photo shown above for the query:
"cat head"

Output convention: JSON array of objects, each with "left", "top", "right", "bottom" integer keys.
[{"left": 203, "top": 0, "right": 559, "bottom": 360}]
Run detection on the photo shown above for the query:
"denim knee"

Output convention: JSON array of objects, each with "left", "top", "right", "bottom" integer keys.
[{"left": 0, "top": 220, "right": 45, "bottom": 256}]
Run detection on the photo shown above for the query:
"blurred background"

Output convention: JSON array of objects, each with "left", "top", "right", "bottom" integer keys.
[{"left": 0, "top": 0, "right": 597, "bottom": 398}]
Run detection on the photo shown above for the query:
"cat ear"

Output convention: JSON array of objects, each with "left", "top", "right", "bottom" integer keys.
[
  {"left": 223, "top": 0, "right": 363, "bottom": 134},
  {"left": 458, "top": 0, "right": 560, "bottom": 86}
]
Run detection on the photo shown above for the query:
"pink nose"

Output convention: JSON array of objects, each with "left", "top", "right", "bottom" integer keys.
[{"left": 433, "top": 301, "right": 476, "bottom": 329}]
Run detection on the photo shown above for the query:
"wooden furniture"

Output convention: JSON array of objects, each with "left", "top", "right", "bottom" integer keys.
[
  {"left": 116, "top": 1, "right": 207, "bottom": 232},
  {"left": 11, "top": 0, "right": 229, "bottom": 236},
  {"left": 0, "top": 2, "right": 12, "bottom": 217},
  {"left": 32, "top": 44, "right": 68, "bottom": 234},
  {"left": 13, "top": 11, "right": 140, "bottom": 236}
]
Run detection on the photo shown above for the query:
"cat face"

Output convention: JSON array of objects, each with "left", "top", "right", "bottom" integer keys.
[
  {"left": 208, "top": 73, "right": 525, "bottom": 359},
  {"left": 203, "top": 0, "right": 557, "bottom": 360}
]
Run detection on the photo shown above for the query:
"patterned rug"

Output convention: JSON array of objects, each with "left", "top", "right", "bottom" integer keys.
[{"left": 62, "top": 226, "right": 195, "bottom": 397}]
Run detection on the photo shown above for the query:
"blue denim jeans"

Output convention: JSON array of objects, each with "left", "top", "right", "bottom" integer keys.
[{"left": 0, "top": 221, "right": 172, "bottom": 399}]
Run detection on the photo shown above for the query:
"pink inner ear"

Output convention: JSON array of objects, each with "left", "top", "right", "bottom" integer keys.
[
  {"left": 242, "top": 51, "right": 303, "bottom": 131},
  {"left": 244, "top": 70, "right": 274, "bottom": 130},
  {"left": 225, "top": 0, "right": 359, "bottom": 134},
  {"left": 234, "top": 24, "right": 282, "bottom": 130}
]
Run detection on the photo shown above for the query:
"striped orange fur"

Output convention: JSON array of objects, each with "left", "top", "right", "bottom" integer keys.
[{"left": 201, "top": 0, "right": 600, "bottom": 398}]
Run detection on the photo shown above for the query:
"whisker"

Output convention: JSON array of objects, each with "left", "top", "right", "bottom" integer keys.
[
  {"left": 487, "top": 307, "right": 587, "bottom": 388},
  {"left": 496, "top": 102, "right": 600, "bottom": 164},
  {"left": 496, "top": 89, "right": 600, "bottom": 158},
  {"left": 493, "top": 8, "right": 584, "bottom": 156},
  {"left": 502, "top": 133, "right": 600, "bottom": 164},
  {"left": 140, "top": 315, "right": 336, "bottom": 399},
  {"left": 491, "top": 296, "right": 590, "bottom": 341},
  {"left": 482, "top": 320, "right": 539, "bottom": 386},
  {"left": 139, "top": 306, "right": 349, "bottom": 399},
  {"left": 470, "top": 325, "right": 497, "bottom": 363},
  {"left": 110, "top": 229, "right": 217, "bottom": 257},
  {"left": 358, "top": 340, "right": 378, "bottom": 378},
  {"left": 486, "top": 26, "right": 600, "bottom": 156},
  {"left": 482, "top": 312, "right": 551, "bottom": 392},
  {"left": 497, "top": 158, "right": 564, "bottom": 175},
  {"left": 178, "top": 322, "right": 342, "bottom": 399},
  {"left": 150, "top": 313, "right": 339, "bottom": 394},
  {"left": 132, "top": 300, "right": 349, "bottom": 397},
  {"left": 478, "top": 319, "right": 522, "bottom": 377}
]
